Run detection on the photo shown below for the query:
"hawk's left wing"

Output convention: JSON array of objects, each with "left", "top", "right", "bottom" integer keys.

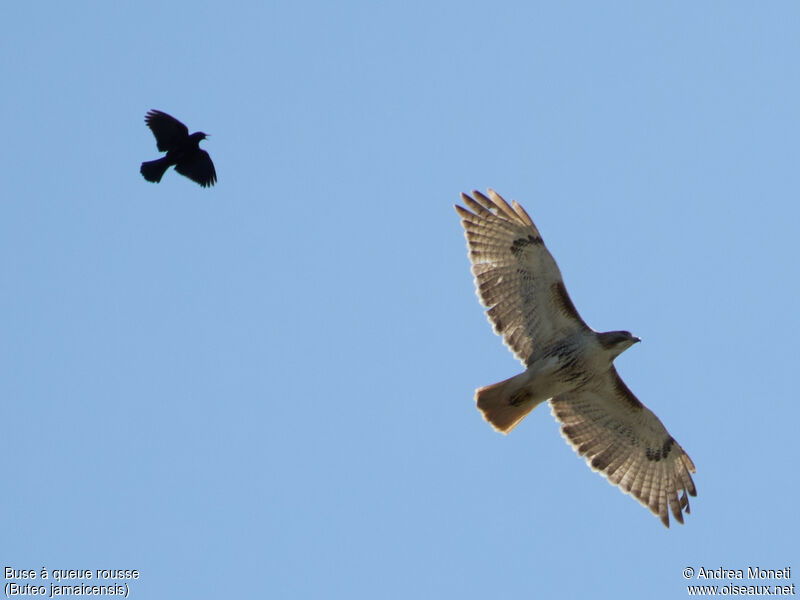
[
  {"left": 550, "top": 368, "right": 697, "bottom": 527},
  {"left": 455, "top": 189, "right": 590, "bottom": 366}
]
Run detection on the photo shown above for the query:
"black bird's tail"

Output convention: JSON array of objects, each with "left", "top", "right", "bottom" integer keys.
[{"left": 140, "top": 158, "right": 171, "bottom": 183}]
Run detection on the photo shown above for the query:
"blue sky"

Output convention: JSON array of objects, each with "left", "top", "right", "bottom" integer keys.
[{"left": 2, "top": 2, "right": 798, "bottom": 598}]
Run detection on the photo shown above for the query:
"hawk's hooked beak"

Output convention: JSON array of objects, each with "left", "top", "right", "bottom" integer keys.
[{"left": 633, "top": 336, "right": 642, "bottom": 344}]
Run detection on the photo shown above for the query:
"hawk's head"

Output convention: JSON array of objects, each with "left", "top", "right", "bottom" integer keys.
[{"left": 597, "top": 330, "right": 641, "bottom": 360}]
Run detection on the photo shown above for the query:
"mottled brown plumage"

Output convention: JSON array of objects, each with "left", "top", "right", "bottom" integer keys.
[{"left": 456, "top": 189, "right": 696, "bottom": 527}]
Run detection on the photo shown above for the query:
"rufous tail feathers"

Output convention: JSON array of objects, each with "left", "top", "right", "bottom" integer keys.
[{"left": 476, "top": 375, "right": 544, "bottom": 434}]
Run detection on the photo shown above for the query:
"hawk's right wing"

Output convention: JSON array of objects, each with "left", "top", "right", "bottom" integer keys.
[
  {"left": 455, "top": 189, "right": 590, "bottom": 366},
  {"left": 550, "top": 367, "right": 697, "bottom": 527}
]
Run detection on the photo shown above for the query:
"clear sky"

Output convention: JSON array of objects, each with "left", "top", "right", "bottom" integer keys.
[{"left": 2, "top": 2, "right": 798, "bottom": 598}]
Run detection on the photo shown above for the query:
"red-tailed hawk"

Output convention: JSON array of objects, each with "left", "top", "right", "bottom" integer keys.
[{"left": 455, "top": 189, "right": 696, "bottom": 527}]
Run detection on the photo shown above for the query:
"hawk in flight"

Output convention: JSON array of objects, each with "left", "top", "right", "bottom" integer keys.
[
  {"left": 140, "top": 110, "right": 217, "bottom": 188},
  {"left": 455, "top": 189, "right": 696, "bottom": 527}
]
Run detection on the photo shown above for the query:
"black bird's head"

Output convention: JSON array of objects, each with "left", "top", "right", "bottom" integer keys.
[
  {"left": 190, "top": 131, "right": 209, "bottom": 143},
  {"left": 597, "top": 330, "right": 641, "bottom": 360}
]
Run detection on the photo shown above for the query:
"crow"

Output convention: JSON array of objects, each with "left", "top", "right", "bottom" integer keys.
[{"left": 140, "top": 110, "right": 217, "bottom": 187}]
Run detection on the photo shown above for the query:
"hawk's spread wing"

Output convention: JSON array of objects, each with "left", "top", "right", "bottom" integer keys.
[
  {"left": 145, "top": 110, "right": 190, "bottom": 152},
  {"left": 550, "top": 368, "right": 697, "bottom": 527},
  {"left": 455, "top": 189, "right": 590, "bottom": 366}
]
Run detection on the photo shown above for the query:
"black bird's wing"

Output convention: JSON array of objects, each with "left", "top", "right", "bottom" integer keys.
[
  {"left": 175, "top": 150, "right": 217, "bottom": 188},
  {"left": 145, "top": 110, "right": 189, "bottom": 152}
]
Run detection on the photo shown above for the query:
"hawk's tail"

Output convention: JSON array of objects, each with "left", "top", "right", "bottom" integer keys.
[
  {"left": 140, "top": 157, "right": 171, "bottom": 183},
  {"left": 476, "top": 374, "right": 543, "bottom": 434}
]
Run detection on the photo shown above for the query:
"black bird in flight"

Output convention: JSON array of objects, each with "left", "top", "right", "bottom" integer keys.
[{"left": 140, "top": 110, "right": 217, "bottom": 187}]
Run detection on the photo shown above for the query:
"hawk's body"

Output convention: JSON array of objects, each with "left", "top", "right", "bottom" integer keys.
[{"left": 456, "top": 190, "right": 696, "bottom": 527}]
